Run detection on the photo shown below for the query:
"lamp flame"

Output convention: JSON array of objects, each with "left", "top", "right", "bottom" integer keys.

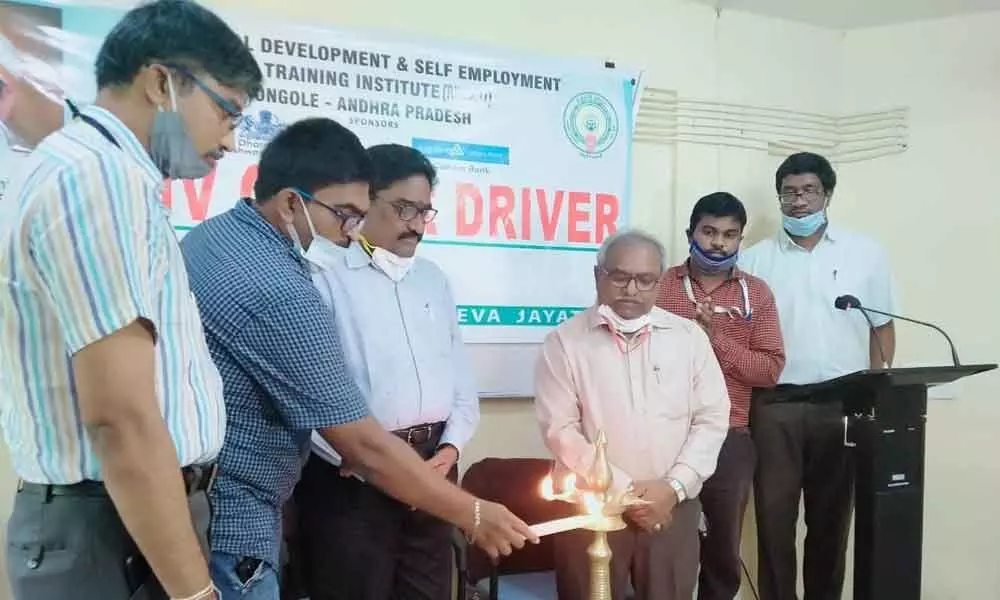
[
  {"left": 581, "top": 492, "right": 604, "bottom": 517},
  {"left": 540, "top": 472, "right": 577, "bottom": 502}
]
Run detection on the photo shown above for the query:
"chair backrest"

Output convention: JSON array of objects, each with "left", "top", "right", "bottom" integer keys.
[{"left": 460, "top": 457, "right": 578, "bottom": 584}]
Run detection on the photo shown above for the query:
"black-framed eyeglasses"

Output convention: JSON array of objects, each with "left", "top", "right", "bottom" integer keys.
[
  {"left": 296, "top": 188, "right": 365, "bottom": 233},
  {"left": 599, "top": 267, "right": 660, "bottom": 291},
  {"left": 385, "top": 198, "right": 438, "bottom": 223},
  {"left": 778, "top": 188, "right": 825, "bottom": 205},
  {"left": 166, "top": 64, "right": 245, "bottom": 129}
]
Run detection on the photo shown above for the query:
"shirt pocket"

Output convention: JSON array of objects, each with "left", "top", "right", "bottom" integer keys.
[
  {"left": 645, "top": 362, "right": 693, "bottom": 421},
  {"left": 820, "top": 264, "right": 867, "bottom": 306}
]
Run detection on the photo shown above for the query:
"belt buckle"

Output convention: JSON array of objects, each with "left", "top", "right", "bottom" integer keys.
[{"left": 407, "top": 425, "right": 433, "bottom": 445}]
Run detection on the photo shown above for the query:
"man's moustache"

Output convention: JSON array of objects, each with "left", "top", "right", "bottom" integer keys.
[{"left": 399, "top": 232, "right": 423, "bottom": 242}]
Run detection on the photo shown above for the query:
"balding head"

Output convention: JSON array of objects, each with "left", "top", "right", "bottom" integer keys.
[{"left": 594, "top": 229, "right": 666, "bottom": 320}]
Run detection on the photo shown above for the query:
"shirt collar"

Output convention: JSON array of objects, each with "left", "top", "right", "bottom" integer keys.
[
  {"left": 345, "top": 241, "right": 374, "bottom": 269},
  {"left": 585, "top": 305, "right": 674, "bottom": 331},
  {"left": 79, "top": 105, "right": 163, "bottom": 185},
  {"left": 778, "top": 223, "right": 839, "bottom": 251},
  {"left": 231, "top": 198, "right": 304, "bottom": 265},
  {"left": 669, "top": 259, "right": 743, "bottom": 281}
]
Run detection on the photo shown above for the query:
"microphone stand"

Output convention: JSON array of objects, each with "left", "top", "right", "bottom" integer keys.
[{"left": 860, "top": 306, "right": 961, "bottom": 367}]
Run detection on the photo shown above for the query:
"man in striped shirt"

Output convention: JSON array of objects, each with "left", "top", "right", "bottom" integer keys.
[
  {"left": 656, "top": 192, "right": 785, "bottom": 600},
  {"left": 0, "top": 2, "right": 261, "bottom": 599}
]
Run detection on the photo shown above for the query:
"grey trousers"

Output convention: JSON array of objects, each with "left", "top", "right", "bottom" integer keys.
[
  {"left": 553, "top": 498, "right": 702, "bottom": 600},
  {"left": 6, "top": 483, "right": 212, "bottom": 600}
]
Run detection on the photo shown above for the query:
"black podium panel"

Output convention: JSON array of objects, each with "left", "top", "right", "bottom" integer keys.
[{"left": 765, "top": 364, "right": 996, "bottom": 600}]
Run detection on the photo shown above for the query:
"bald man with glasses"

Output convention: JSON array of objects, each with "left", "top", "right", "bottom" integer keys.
[{"left": 535, "top": 229, "right": 730, "bottom": 600}]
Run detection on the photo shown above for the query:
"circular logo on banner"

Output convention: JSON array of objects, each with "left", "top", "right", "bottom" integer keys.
[{"left": 562, "top": 92, "right": 619, "bottom": 157}]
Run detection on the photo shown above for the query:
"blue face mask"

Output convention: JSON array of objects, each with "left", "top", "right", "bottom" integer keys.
[
  {"left": 689, "top": 240, "right": 738, "bottom": 274},
  {"left": 783, "top": 210, "right": 827, "bottom": 237}
]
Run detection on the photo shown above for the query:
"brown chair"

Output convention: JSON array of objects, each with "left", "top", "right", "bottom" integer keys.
[{"left": 456, "top": 457, "right": 577, "bottom": 600}]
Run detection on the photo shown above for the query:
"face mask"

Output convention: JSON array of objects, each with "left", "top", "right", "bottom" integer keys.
[
  {"left": 371, "top": 247, "right": 414, "bottom": 283},
  {"left": 689, "top": 240, "right": 738, "bottom": 274},
  {"left": 783, "top": 208, "right": 827, "bottom": 238},
  {"left": 287, "top": 195, "right": 345, "bottom": 273},
  {"left": 597, "top": 303, "right": 650, "bottom": 335},
  {"left": 149, "top": 74, "right": 212, "bottom": 180}
]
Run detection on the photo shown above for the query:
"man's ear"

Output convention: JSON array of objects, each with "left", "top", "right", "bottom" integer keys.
[
  {"left": 139, "top": 64, "right": 171, "bottom": 110},
  {"left": 274, "top": 188, "right": 299, "bottom": 225}
]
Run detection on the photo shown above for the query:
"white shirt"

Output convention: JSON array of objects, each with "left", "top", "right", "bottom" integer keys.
[
  {"left": 310, "top": 243, "right": 480, "bottom": 466},
  {"left": 740, "top": 225, "right": 896, "bottom": 385}
]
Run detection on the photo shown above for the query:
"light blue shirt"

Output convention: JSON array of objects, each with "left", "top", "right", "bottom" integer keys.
[
  {"left": 311, "top": 243, "right": 480, "bottom": 461},
  {"left": 740, "top": 225, "right": 897, "bottom": 386}
]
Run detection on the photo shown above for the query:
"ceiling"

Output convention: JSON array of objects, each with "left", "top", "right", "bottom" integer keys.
[{"left": 689, "top": 0, "right": 1000, "bottom": 29}]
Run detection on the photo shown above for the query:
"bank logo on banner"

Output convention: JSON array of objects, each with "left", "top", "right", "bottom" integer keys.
[
  {"left": 562, "top": 91, "right": 620, "bottom": 157},
  {"left": 236, "top": 109, "right": 287, "bottom": 154}
]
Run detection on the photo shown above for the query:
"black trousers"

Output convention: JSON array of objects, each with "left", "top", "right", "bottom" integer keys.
[
  {"left": 6, "top": 484, "right": 211, "bottom": 600},
  {"left": 752, "top": 398, "right": 855, "bottom": 600},
  {"left": 293, "top": 444, "right": 456, "bottom": 600},
  {"left": 697, "top": 428, "right": 756, "bottom": 600}
]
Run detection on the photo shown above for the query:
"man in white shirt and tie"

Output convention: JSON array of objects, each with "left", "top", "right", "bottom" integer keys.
[
  {"left": 740, "top": 152, "right": 897, "bottom": 600},
  {"left": 296, "top": 143, "right": 480, "bottom": 600}
]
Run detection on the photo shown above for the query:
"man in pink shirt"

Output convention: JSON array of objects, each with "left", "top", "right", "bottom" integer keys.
[{"left": 535, "top": 229, "right": 731, "bottom": 600}]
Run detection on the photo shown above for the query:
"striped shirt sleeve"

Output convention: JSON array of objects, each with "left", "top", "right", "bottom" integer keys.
[{"left": 28, "top": 157, "right": 161, "bottom": 354}]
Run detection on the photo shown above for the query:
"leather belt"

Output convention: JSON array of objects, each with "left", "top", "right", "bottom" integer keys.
[
  {"left": 392, "top": 422, "right": 445, "bottom": 445},
  {"left": 18, "top": 463, "right": 218, "bottom": 499}
]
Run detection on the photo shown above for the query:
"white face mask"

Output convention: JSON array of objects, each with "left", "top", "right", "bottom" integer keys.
[
  {"left": 286, "top": 196, "right": 346, "bottom": 273},
  {"left": 597, "top": 303, "right": 650, "bottom": 334},
  {"left": 371, "top": 246, "right": 415, "bottom": 283}
]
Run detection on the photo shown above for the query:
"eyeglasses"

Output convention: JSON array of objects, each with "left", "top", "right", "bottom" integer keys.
[
  {"left": 386, "top": 199, "right": 438, "bottom": 223},
  {"left": 167, "top": 64, "right": 245, "bottom": 129},
  {"left": 599, "top": 268, "right": 660, "bottom": 291},
  {"left": 778, "top": 188, "right": 825, "bottom": 205},
  {"left": 296, "top": 189, "right": 365, "bottom": 233}
]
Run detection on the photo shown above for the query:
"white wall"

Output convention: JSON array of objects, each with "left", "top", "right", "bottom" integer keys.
[
  {"left": 2, "top": 1, "right": 998, "bottom": 599},
  {"left": 838, "top": 13, "right": 1000, "bottom": 598}
]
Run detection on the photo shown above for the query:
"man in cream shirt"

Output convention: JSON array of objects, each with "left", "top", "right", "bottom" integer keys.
[
  {"left": 535, "top": 229, "right": 730, "bottom": 600},
  {"left": 298, "top": 144, "right": 480, "bottom": 600}
]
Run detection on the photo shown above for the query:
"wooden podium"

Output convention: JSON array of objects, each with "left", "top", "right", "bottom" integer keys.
[{"left": 817, "top": 364, "right": 997, "bottom": 600}]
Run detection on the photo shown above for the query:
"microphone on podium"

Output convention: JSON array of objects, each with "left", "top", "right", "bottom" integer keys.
[{"left": 833, "top": 294, "right": 962, "bottom": 367}]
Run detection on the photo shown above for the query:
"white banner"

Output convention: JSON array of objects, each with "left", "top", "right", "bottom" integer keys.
[{"left": 5, "top": 1, "right": 638, "bottom": 343}]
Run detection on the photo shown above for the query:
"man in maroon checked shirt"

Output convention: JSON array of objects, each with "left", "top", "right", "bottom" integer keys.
[{"left": 656, "top": 192, "right": 785, "bottom": 600}]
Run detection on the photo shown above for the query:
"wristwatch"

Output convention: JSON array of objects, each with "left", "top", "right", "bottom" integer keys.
[{"left": 666, "top": 478, "right": 687, "bottom": 503}]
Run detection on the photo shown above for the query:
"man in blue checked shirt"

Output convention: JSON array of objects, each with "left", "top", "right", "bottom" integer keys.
[
  {"left": 296, "top": 144, "right": 479, "bottom": 600},
  {"left": 181, "top": 117, "right": 535, "bottom": 600},
  {"left": 0, "top": 2, "right": 261, "bottom": 599}
]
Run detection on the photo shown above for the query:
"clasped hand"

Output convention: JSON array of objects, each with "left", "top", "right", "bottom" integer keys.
[
  {"left": 625, "top": 479, "right": 678, "bottom": 533},
  {"left": 694, "top": 297, "right": 715, "bottom": 336}
]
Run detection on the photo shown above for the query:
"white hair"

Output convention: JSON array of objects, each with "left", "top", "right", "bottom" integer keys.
[{"left": 596, "top": 228, "right": 667, "bottom": 272}]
